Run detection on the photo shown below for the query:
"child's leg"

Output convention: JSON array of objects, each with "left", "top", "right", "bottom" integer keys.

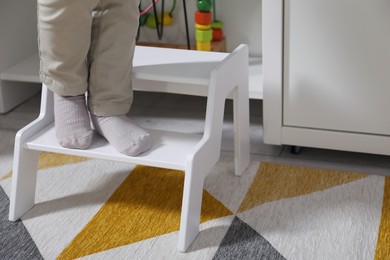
[
  {"left": 38, "top": 0, "right": 99, "bottom": 149},
  {"left": 87, "top": 0, "right": 152, "bottom": 156}
]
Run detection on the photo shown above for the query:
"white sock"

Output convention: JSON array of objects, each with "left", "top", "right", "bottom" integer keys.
[
  {"left": 91, "top": 115, "right": 152, "bottom": 156},
  {"left": 54, "top": 93, "right": 93, "bottom": 149}
]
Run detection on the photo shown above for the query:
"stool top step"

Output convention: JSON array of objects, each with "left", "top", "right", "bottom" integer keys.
[
  {"left": 26, "top": 124, "right": 203, "bottom": 171},
  {"left": 133, "top": 46, "right": 229, "bottom": 85}
]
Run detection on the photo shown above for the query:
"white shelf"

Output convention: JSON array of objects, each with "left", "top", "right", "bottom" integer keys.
[
  {"left": 0, "top": 48, "right": 263, "bottom": 99},
  {"left": 0, "top": 54, "right": 40, "bottom": 83}
]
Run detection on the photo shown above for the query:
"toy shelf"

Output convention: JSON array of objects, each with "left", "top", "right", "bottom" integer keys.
[{"left": 0, "top": 49, "right": 262, "bottom": 99}]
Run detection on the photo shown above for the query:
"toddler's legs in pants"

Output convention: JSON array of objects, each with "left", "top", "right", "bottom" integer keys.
[
  {"left": 38, "top": 0, "right": 97, "bottom": 149},
  {"left": 38, "top": 0, "right": 152, "bottom": 155}
]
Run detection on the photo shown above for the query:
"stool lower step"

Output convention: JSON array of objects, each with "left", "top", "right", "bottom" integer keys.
[{"left": 26, "top": 124, "right": 203, "bottom": 171}]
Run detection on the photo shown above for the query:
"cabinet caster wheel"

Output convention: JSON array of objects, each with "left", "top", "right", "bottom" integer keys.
[{"left": 290, "top": 146, "right": 302, "bottom": 154}]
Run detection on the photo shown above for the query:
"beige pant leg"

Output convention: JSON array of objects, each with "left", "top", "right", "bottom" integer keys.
[
  {"left": 87, "top": 0, "right": 140, "bottom": 116},
  {"left": 37, "top": 0, "right": 99, "bottom": 96}
]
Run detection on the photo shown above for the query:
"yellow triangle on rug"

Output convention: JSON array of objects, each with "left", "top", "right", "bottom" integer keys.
[
  {"left": 57, "top": 165, "right": 232, "bottom": 260},
  {"left": 238, "top": 162, "right": 368, "bottom": 212}
]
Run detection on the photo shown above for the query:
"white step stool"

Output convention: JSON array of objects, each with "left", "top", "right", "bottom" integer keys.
[{"left": 8, "top": 44, "right": 250, "bottom": 252}]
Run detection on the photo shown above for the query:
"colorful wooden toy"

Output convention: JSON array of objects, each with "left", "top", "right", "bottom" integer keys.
[
  {"left": 195, "top": 0, "right": 213, "bottom": 51},
  {"left": 146, "top": 11, "right": 173, "bottom": 28}
]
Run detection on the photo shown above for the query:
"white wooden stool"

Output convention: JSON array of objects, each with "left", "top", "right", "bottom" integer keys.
[{"left": 8, "top": 44, "right": 250, "bottom": 252}]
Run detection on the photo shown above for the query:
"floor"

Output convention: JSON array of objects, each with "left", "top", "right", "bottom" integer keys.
[{"left": 1, "top": 89, "right": 390, "bottom": 177}]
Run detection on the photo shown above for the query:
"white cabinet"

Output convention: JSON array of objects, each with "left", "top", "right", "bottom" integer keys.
[
  {"left": 263, "top": 0, "right": 390, "bottom": 155},
  {"left": 0, "top": 0, "right": 41, "bottom": 113}
]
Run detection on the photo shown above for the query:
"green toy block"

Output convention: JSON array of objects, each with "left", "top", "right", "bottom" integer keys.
[{"left": 195, "top": 29, "right": 213, "bottom": 42}]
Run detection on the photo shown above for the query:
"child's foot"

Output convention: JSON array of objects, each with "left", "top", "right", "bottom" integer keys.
[
  {"left": 54, "top": 93, "right": 93, "bottom": 149},
  {"left": 91, "top": 115, "right": 152, "bottom": 156}
]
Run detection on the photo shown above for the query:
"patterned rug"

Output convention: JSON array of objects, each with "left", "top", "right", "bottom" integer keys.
[{"left": 0, "top": 151, "right": 389, "bottom": 259}]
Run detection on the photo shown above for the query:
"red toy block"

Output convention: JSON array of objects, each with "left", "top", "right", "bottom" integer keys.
[
  {"left": 195, "top": 11, "right": 212, "bottom": 25},
  {"left": 212, "top": 28, "right": 223, "bottom": 41}
]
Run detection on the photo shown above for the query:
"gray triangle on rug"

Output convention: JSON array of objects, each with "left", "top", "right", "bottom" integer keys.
[
  {"left": 0, "top": 186, "right": 43, "bottom": 260},
  {"left": 213, "top": 216, "right": 286, "bottom": 260}
]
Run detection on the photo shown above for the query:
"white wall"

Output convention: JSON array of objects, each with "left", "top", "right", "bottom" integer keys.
[
  {"left": 137, "top": 0, "right": 262, "bottom": 56},
  {"left": 219, "top": 0, "right": 262, "bottom": 56}
]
